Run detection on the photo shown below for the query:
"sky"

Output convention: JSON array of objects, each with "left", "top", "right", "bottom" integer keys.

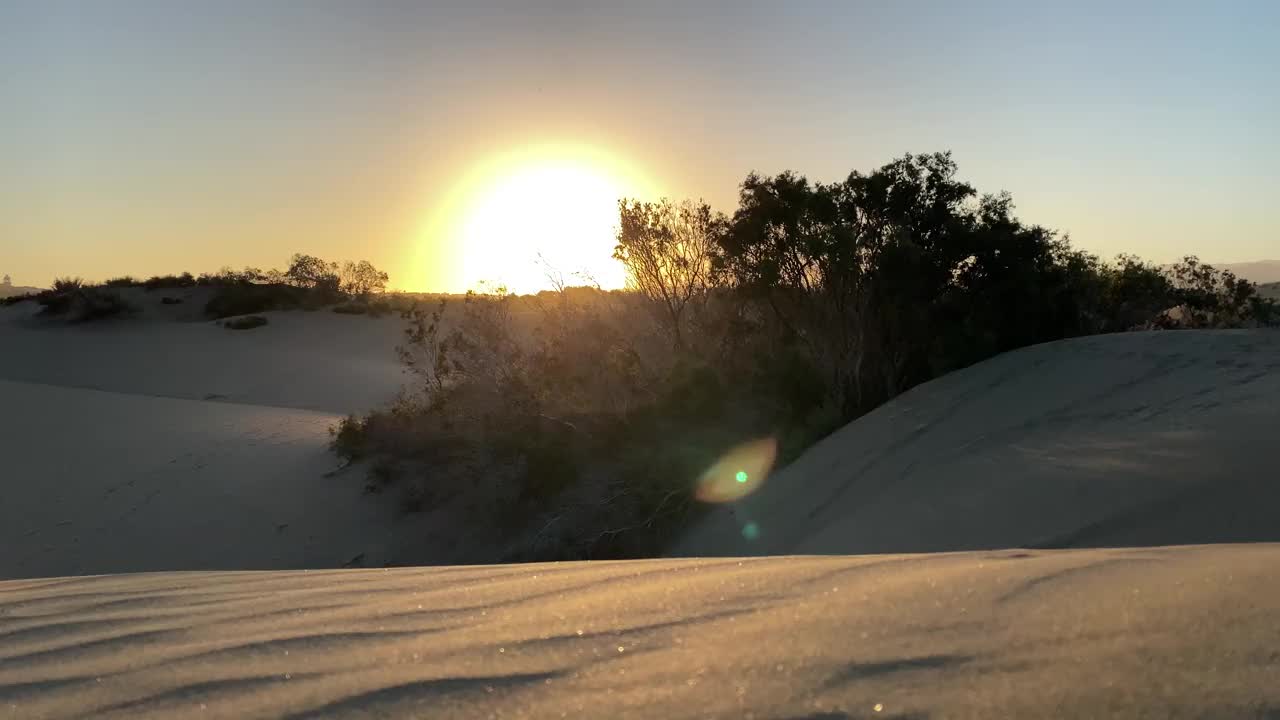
[{"left": 2, "top": 0, "right": 1277, "bottom": 292}]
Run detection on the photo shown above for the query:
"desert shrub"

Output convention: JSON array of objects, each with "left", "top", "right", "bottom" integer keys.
[
  {"left": 342, "top": 285, "right": 773, "bottom": 561},
  {"left": 195, "top": 255, "right": 391, "bottom": 318},
  {"left": 143, "top": 273, "right": 197, "bottom": 290},
  {"left": 205, "top": 283, "right": 308, "bottom": 319},
  {"left": 37, "top": 287, "right": 135, "bottom": 322},
  {"left": 52, "top": 277, "right": 84, "bottom": 293},
  {"left": 160, "top": 296, "right": 183, "bottom": 305},
  {"left": 222, "top": 315, "right": 269, "bottom": 330},
  {"left": 330, "top": 414, "right": 372, "bottom": 462},
  {"left": 102, "top": 276, "right": 140, "bottom": 288},
  {"left": 197, "top": 266, "right": 268, "bottom": 287}
]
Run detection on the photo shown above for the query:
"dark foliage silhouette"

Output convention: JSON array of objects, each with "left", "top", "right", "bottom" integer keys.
[{"left": 335, "top": 151, "right": 1277, "bottom": 564}]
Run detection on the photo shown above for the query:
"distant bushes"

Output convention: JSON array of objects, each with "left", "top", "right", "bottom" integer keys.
[
  {"left": 205, "top": 283, "right": 310, "bottom": 319},
  {"left": 201, "top": 254, "right": 389, "bottom": 319},
  {"left": 23, "top": 256, "right": 394, "bottom": 321},
  {"left": 144, "top": 273, "right": 197, "bottom": 290},
  {"left": 37, "top": 286, "right": 135, "bottom": 322},
  {"left": 34, "top": 276, "right": 134, "bottom": 322},
  {"left": 51, "top": 277, "right": 85, "bottom": 293}
]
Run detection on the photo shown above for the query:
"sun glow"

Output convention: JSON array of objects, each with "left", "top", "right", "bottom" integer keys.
[{"left": 441, "top": 145, "right": 654, "bottom": 294}]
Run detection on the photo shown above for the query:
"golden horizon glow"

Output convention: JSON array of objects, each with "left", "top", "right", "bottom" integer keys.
[{"left": 415, "top": 143, "right": 657, "bottom": 295}]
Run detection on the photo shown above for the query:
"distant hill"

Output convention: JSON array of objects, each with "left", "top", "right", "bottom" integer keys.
[
  {"left": 1259, "top": 282, "right": 1280, "bottom": 301},
  {"left": 1215, "top": 260, "right": 1280, "bottom": 284},
  {"left": 0, "top": 283, "right": 43, "bottom": 299}
]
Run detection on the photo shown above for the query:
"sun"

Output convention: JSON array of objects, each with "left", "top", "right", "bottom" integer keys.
[{"left": 447, "top": 145, "right": 652, "bottom": 294}]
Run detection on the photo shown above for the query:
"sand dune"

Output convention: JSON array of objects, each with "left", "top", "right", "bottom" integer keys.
[
  {"left": 0, "top": 299, "right": 406, "bottom": 415},
  {"left": 0, "top": 379, "right": 419, "bottom": 579},
  {"left": 0, "top": 306, "right": 414, "bottom": 580},
  {"left": 2, "top": 545, "right": 1279, "bottom": 719},
  {"left": 676, "top": 329, "right": 1280, "bottom": 557},
  {"left": 3, "top": 316, "right": 1279, "bottom": 716}
]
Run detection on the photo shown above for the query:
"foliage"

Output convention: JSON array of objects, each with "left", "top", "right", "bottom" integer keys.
[
  {"left": 340, "top": 260, "right": 390, "bottom": 298},
  {"left": 614, "top": 198, "right": 724, "bottom": 348},
  {"left": 205, "top": 283, "right": 309, "bottom": 319},
  {"left": 27, "top": 257, "right": 392, "bottom": 320},
  {"left": 200, "top": 255, "right": 390, "bottom": 318},
  {"left": 52, "top": 277, "right": 84, "bottom": 293},
  {"left": 143, "top": 273, "right": 197, "bottom": 290},
  {"left": 324, "top": 151, "right": 1276, "bottom": 564},
  {"left": 37, "top": 286, "right": 135, "bottom": 322},
  {"left": 712, "top": 153, "right": 1276, "bottom": 416},
  {"left": 330, "top": 414, "right": 371, "bottom": 462},
  {"left": 285, "top": 254, "right": 341, "bottom": 297}
]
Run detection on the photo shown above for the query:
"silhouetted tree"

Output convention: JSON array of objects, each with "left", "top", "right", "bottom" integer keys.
[
  {"left": 340, "top": 260, "right": 390, "bottom": 298},
  {"left": 614, "top": 199, "right": 723, "bottom": 349},
  {"left": 286, "top": 254, "right": 340, "bottom": 297},
  {"left": 713, "top": 152, "right": 1216, "bottom": 416}
]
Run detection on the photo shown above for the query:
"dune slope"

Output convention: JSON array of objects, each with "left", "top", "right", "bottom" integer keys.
[
  {"left": 676, "top": 330, "right": 1280, "bottom": 558},
  {"left": 0, "top": 379, "right": 412, "bottom": 579},
  {"left": 0, "top": 308, "right": 413, "bottom": 579},
  {"left": 0, "top": 300, "right": 406, "bottom": 415}
]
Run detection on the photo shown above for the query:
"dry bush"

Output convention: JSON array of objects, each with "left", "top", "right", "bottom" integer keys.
[
  {"left": 334, "top": 283, "right": 785, "bottom": 562},
  {"left": 37, "top": 286, "right": 135, "bottom": 322}
]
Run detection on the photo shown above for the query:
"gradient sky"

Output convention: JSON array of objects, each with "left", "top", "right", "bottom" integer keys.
[{"left": 2, "top": 0, "right": 1276, "bottom": 291}]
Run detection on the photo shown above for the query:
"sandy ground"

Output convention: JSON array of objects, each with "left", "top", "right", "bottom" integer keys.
[
  {"left": 2, "top": 545, "right": 1279, "bottom": 719},
  {"left": 3, "top": 307, "right": 1279, "bottom": 716},
  {"left": 0, "top": 293, "right": 406, "bottom": 414},
  {"left": 0, "top": 302, "right": 413, "bottom": 579},
  {"left": 0, "top": 379, "right": 416, "bottom": 578},
  {"left": 675, "top": 329, "right": 1280, "bottom": 557}
]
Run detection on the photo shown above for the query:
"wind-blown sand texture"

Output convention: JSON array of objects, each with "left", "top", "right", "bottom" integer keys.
[
  {"left": 2, "top": 547, "right": 1278, "bottom": 719},
  {"left": 3, "top": 302, "right": 1278, "bottom": 717}
]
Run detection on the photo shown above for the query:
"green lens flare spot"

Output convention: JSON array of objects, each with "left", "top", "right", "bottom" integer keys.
[
  {"left": 735, "top": 470, "right": 749, "bottom": 484},
  {"left": 742, "top": 522, "right": 760, "bottom": 540}
]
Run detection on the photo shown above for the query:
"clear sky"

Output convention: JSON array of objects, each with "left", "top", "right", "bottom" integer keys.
[{"left": 2, "top": 1, "right": 1276, "bottom": 292}]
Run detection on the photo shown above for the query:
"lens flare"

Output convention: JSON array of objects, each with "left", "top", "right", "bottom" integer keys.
[{"left": 695, "top": 437, "right": 778, "bottom": 503}]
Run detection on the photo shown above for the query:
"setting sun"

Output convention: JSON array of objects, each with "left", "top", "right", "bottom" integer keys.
[{"left": 443, "top": 145, "right": 654, "bottom": 294}]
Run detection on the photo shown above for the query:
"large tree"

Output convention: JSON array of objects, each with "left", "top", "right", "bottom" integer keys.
[{"left": 717, "top": 152, "right": 1084, "bottom": 416}]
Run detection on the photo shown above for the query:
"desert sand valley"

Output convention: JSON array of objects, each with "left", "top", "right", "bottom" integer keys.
[{"left": 2, "top": 291, "right": 1278, "bottom": 718}]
